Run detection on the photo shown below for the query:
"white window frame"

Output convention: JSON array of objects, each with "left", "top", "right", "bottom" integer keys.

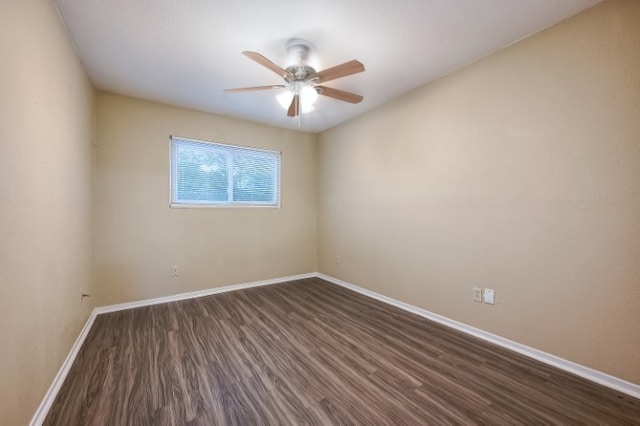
[{"left": 170, "top": 136, "right": 281, "bottom": 208}]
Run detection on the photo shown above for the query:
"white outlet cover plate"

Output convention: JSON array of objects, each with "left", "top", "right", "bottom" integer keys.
[
  {"left": 484, "top": 289, "right": 495, "bottom": 304},
  {"left": 472, "top": 287, "right": 482, "bottom": 302}
]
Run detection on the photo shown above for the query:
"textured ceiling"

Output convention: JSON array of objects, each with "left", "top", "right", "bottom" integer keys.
[{"left": 54, "top": 0, "right": 601, "bottom": 133}]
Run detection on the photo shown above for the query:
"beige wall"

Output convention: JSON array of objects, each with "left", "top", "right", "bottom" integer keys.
[
  {"left": 318, "top": 0, "right": 640, "bottom": 384},
  {"left": 0, "top": 0, "right": 95, "bottom": 424},
  {"left": 95, "top": 93, "right": 317, "bottom": 305}
]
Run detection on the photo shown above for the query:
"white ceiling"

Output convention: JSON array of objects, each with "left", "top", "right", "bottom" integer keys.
[{"left": 54, "top": 0, "right": 601, "bottom": 133}]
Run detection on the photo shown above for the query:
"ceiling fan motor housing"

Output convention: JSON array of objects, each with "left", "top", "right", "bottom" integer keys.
[
  {"left": 284, "top": 39, "right": 318, "bottom": 82},
  {"left": 285, "top": 65, "right": 318, "bottom": 83}
]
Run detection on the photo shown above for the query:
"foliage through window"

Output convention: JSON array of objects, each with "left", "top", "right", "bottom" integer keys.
[{"left": 170, "top": 136, "right": 280, "bottom": 207}]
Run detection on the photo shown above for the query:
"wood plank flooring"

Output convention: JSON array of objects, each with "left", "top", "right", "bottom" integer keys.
[{"left": 45, "top": 278, "right": 640, "bottom": 424}]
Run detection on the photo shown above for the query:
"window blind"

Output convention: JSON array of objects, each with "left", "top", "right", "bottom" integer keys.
[{"left": 170, "top": 136, "right": 280, "bottom": 207}]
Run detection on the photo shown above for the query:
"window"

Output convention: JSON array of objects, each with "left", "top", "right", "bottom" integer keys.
[{"left": 170, "top": 136, "right": 280, "bottom": 207}]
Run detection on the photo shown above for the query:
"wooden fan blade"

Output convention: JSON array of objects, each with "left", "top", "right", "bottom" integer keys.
[
  {"left": 224, "top": 85, "right": 285, "bottom": 93},
  {"left": 316, "top": 86, "right": 363, "bottom": 104},
  {"left": 243, "top": 51, "right": 293, "bottom": 80},
  {"left": 312, "top": 60, "right": 365, "bottom": 83},
  {"left": 287, "top": 94, "right": 300, "bottom": 117}
]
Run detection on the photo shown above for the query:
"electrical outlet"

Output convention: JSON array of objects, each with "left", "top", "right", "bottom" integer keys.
[
  {"left": 171, "top": 266, "right": 180, "bottom": 277},
  {"left": 483, "top": 288, "right": 495, "bottom": 304},
  {"left": 472, "top": 287, "right": 482, "bottom": 302},
  {"left": 335, "top": 255, "right": 341, "bottom": 265}
]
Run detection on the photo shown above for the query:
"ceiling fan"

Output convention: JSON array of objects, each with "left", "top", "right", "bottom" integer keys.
[{"left": 224, "top": 40, "right": 365, "bottom": 118}]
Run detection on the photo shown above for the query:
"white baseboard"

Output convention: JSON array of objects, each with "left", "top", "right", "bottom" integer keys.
[
  {"left": 30, "top": 309, "right": 99, "bottom": 426},
  {"left": 316, "top": 272, "right": 640, "bottom": 400},
  {"left": 30, "top": 272, "right": 315, "bottom": 425},
  {"left": 95, "top": 272, "right": 317, "bottom": 314}
]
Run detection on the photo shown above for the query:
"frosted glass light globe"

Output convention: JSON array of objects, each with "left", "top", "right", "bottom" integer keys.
[
  {"left": 300, "top": 85, "right": 318, "bottom": 107},
  {"left": 276, "top": 85, "right": 318, "bottom": 114},
  {"left": 276, "top": 90, "right": 293, "bottom": 109}
]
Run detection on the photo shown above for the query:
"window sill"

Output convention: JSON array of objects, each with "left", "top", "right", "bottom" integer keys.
[{"left": 170, "top": 203, "right": 281, "bottom": 209}]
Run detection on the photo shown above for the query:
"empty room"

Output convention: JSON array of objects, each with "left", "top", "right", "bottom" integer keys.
[{"left": 2, "top": 0, "right": 639, "bottom": 424}]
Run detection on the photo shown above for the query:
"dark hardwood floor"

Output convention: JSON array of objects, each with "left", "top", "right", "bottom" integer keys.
[{"left": 45, "top": 277, "right": 640, "bottom": 425}]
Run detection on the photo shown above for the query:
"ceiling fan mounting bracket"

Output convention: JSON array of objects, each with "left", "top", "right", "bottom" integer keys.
[{"left": 286, "top": 39, "right": 314, "bottom": 63}]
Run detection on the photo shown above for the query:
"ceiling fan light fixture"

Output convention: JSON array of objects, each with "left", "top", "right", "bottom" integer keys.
[
  {"left": 300, "top": 85, "right": 318, "bottom": 106},
  {"left": 276, "top": 84, "right": 317, "bottom": 114},
  {"left": 276, "top": 90, "right": 293, "bottom": 110}
]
